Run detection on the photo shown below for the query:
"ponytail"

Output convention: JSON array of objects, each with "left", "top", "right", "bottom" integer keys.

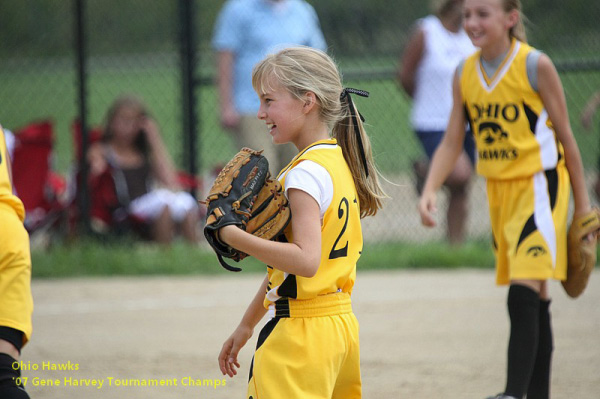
[
  {"left": 333, "top": 89, "right": 386, "bottom": 218},
  {"left": 503, "top": 0, "right": 528, "bottom": 43},
  {"left": 510, "top": 14, "right": 527, "bottom": 43}
]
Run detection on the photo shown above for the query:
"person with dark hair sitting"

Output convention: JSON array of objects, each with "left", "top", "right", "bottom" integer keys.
[{"left": 87, "top": 95, "right": 199, "bottom": 244}]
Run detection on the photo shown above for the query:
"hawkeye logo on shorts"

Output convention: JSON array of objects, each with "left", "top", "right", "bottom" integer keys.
[
  {"left": 527, "top": 246, "right": 547, "bottom": 257},
  {"left": 472, "top": 102, "right": 520, "bottom": 161}
]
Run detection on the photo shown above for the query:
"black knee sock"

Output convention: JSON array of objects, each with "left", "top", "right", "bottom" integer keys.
[
  {"left": 504, "top": 284, "right": 540, "bottom": 398},
  {"left": 526, "top": 299, "right": 553, "bottom": 399},
  {"left": 0, "top": 353, "right": 30, "bottom": 399},
  {"left": 0, "top": 386, "right": 30, "bottom": 399}
]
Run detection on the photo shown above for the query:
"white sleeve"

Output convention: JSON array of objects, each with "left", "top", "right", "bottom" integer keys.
[{"left": 282, "top": 160, "right": 333, "bottom": 218}]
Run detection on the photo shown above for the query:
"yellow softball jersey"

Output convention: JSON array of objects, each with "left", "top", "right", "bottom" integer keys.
[
  {"left": 263, "top": 139, "right": 363, "bottom": 309},
  {"left": 0, "top": 126, "right": 33, "bottom": 345},
  {"left": 0, "top": 126, "right": 25, "bottom": 220},
  {"left": 461, "top": 39, "right": 564, "bottom": 179}
]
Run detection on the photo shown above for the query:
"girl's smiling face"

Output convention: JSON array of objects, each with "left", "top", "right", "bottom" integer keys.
[
  {"left": 463, "top": 0, "right": 515, "bottom": 52},
  {"left": 256, "top": 78, "right": 306, "bottom": 146}
]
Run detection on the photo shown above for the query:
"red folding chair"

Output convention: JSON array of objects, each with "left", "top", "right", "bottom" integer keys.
[{"left": 11, "top": 120, "right": 67, "bottom": 234}]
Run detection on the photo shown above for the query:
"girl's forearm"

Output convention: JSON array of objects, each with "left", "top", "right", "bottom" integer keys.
[
  {"left": 423, "top": 72, "right": 466, "bottom": 195},
  {"left": 422, "top": 136, "right": 463, "bottom": 194},
  {"left": 238, "top": 275, "right": 269, "bottom": 330},
  {"left": 563, "top": 141, "right": 591, "bottom": 214},
  {"left": 219, "top": 227, "right": 320, "bottom": 278}
]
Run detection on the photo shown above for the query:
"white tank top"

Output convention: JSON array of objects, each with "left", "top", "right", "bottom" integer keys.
[{"left": 411, "top": 15, "right": 475, "bottom": 131}]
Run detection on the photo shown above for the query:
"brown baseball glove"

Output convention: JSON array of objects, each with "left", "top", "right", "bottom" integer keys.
[
  {"left": 203, "top": 148, "right": 291, "bottom": 272},
  {"left": 562, "top": 208, "right": 600, "bottom": 298}
]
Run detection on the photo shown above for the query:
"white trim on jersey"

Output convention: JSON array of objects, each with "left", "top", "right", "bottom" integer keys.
[
  {"left": 535, "top": 109, "right": 559, "bottom": 170},
  {"left": 266, "top": 286, "right": 281, "bottom": 305},
  {"left": 533, "top": 171, "right": 557, "bottom": 266},
  {"left": 477, "top": 41, "right": 521, "bottom": 93},
  {"left": 266, "top": 304, "right": 276, "bottom": 320}
]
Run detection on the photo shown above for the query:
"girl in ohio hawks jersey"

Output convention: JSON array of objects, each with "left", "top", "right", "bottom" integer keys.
[
  {"left": 418, "top": 1, "right": 593, "bottom": 398},
  {"left": 216, "top": 46, "right": 386, "bottom": 399}
]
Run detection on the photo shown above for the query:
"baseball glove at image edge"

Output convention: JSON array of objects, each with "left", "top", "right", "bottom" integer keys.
[{"left": 562, "top": 208, "right": 600, "bottom": 298}]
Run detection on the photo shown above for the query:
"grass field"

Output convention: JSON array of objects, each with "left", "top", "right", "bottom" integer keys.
[{"left": 30, "top": 239, "right": 496, "bottom": 279}]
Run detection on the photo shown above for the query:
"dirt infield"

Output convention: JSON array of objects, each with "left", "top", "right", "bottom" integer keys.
[{"left": 23, "top": 269, "right": 599, "bottom": 399}]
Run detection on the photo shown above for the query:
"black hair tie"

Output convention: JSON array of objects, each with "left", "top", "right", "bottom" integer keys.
[{"left": 340, "top": 87, "right": 370, "bottom": 177}]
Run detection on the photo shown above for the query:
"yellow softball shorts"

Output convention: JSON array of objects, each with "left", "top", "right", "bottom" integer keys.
[
  {"left": 248, "top": 292, "right": 361, "bottom": 399},
  {"left": 486, "top": 165, "right": 570, "bottom": 285}
]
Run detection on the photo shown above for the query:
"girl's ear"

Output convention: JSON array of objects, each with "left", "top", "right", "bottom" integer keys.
[
  {"left": 302, "top": 91, "right": 317, "bottom": 114},
  {"left": 506, "top": 9, "right": 519, "bottom": 31}
]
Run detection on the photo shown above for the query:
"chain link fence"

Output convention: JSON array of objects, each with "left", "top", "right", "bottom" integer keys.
[{"left": 1, "top": 0, "right": 599, "bottom": 244}]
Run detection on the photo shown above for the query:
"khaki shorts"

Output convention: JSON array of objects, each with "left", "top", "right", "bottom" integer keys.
[{"left": 486, "top": 165, "right": 570, "bottom": 285}]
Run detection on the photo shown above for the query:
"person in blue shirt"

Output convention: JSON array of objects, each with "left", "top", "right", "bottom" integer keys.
[{"left": 212, "top": 0, "right": 327, "bottom": 173}]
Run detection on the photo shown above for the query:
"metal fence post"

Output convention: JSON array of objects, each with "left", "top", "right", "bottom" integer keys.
[
  {"left": 75, "top": 0, "right": 90, "bottom": 234},
  {"left": 179, "top": 0, "right": 199, "bottom": 198}
]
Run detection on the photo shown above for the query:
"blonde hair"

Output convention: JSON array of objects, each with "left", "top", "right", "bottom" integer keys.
[
  {"left": 502, "top": 0, "right": 527, "bottom": 42},
  {"left": 252, "top": 46, "right": 386, "bottom": 217}
]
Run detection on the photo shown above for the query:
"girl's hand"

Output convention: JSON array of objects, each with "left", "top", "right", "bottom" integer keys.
[
  {"left": 87, "top": 143, "right": 108, "bottom": 177},
  {"left": 418, "top": 190, "right": 438, "bottom": 227},
  {"left": 218, "top": 324, "right": 253, "bottom": 377},
  {"left": 573, "top": 205, "right": 594, "bottom": 224},
  {"left": 139, "top": 116, "right": 160, "bottom": 140},
  {"left": 573, "top": 206, "right": 598, "bottom": 244}
]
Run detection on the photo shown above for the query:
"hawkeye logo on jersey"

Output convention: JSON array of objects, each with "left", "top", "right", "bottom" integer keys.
[
  {"left": 479, "top": 121, "right": 508, "bottom": 145},
  {"left": 476, "top": 121, "right": 518, "bottom": 161},
  {"left": 472, "top": 102, "right": 520, "bottom": 161}
]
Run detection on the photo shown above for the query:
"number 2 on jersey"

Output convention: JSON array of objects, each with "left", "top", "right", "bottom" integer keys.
[{"left": 329, "top": 197, "right": 349, "bottom": 259}]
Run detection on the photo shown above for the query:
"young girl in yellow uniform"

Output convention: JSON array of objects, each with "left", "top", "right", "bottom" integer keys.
[
  {"left": 418, "top": 1, "right": 592, "bottom": 398},
  {"left": 216, "top": 47, "right": 386, "bottom": 398},
  {"left": 0, "top": 124, "right": 34, "bottom": 399}
]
